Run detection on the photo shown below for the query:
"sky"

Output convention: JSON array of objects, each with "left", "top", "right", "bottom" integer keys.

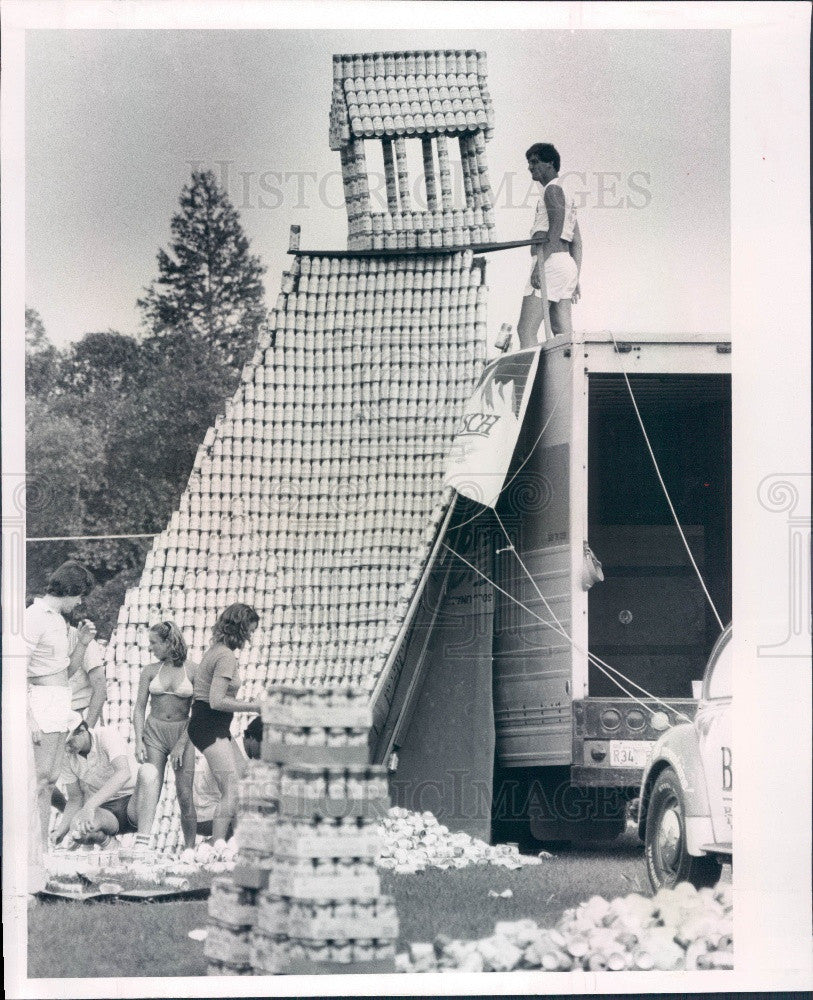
[{"left": 25, "top": 29, "right": 730, "bottom": 348}]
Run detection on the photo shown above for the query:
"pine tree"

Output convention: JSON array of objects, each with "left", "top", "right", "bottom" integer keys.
[{"left": 138, "top": 169, "right": 267, "bottom": 368}]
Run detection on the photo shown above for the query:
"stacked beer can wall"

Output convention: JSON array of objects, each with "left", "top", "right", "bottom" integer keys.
[
  {"left": 329, "top": 49, "right": 496, "bottom": 249},
  {"left": 101, "top": 249, "right": 488, "bottom": 850},
  {"left": 204, "top": 685, "right": 397, "bottom": 975},
  {"left": 101, "top": 48, "right": 495, "bottom": 853}
]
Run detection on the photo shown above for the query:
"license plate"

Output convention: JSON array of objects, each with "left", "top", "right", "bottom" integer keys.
[{"left": 609, "top": 740, "right": 653, "bottom": 768}]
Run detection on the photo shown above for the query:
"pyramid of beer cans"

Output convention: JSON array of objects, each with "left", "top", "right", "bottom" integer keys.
[
  {"left": 329, "top": 50, "right": 496, "bottom": 250},
  {"left": 204, "top": 684, "right": 397, "bottom": 975},
  {"left": 100, "top": 48, "right": 492, "bottom": 854},
  {"left": 102, "top": 250, "right": 487, "bottom": 851}
]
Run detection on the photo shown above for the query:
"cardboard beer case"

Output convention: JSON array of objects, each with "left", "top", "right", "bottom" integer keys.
[
  {"left": 261, "top": 738, "right": 370, "bottom": 767},
  {"left": 208, "top": 877, "right": 258, "bottom": 928},
  {"left": 265, "top": 868, "right": 381, "bottom": 902},
  {"left": 204, "top": 921, "right": 253, "bottom": 965}
]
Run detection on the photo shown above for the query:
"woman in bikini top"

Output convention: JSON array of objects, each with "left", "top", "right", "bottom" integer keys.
[
  {"left": 132, "top": 621, "right": 198, "bottom": 848},
  {"left": 148, "top": 659, "right": 194, "bottom": 699}
]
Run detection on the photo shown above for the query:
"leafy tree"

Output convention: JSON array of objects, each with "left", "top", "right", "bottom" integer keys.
[
  {"left": 25, "top": 171, "right": 271, "bottom": 631},
  {"left": 25, "top": 306, "right": 48, "bottom": 352},
  {"left": 83, "top": 564, "right": 145, "bottom": 642},
  {"left": 25, "top": 306, "right": 59, "bottom": 396},
  {"left": 45, "top": 329, "right": 230, "bottom": 574},
  {"left": 138, "top": 169, "right": 267, "bottom": 369},
  {"left": 27, "top": 325, "right": 236, "bottom": 627},
  {"left": 57, "top": 330, "right": 145, "bottom": 399},
  {"left": 25, "top": 396, "right": 107, "bottom": 597}
]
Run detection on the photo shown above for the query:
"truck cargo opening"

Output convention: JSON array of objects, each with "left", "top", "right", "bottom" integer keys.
[{"left": 587, "top": 372, "right": 732, "bottom": 699}]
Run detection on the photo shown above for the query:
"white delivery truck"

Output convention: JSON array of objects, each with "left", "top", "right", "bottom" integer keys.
[{"left": 372, "top": 332, "right": 731, "bottom": 845}]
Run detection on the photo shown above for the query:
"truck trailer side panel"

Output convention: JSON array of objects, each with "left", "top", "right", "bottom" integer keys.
[
  {"left": 493, "top": 345, "right": 575, "bottom": 767},
  {"left": 493, "top": 336, "right": 731, "bottom": 776}
]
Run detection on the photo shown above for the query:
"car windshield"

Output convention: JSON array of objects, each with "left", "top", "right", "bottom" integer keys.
[{"left": 706, "top": 635, "right": 732, "bottom": 699}]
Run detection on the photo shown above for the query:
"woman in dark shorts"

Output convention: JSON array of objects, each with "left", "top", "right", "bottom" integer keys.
[
  {"left": 187, "top": 604, "right": 261, "bottom": 841},
  {"left": 132, "top": 621, "right": 197, "bottom": 848}
]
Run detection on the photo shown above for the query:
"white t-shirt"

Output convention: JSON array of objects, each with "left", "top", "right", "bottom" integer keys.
[
  {"left": 25, "top": 597, "right": 70, "bottom": 678},
  {"left": 531, "top": 178, "right": 577, "bottom": 243},
  {"left": 62, "top": 726, "right": 138, "bottom": 800},
  {"left": 67, "top": 627, "right": 105, "bottom": 712}
]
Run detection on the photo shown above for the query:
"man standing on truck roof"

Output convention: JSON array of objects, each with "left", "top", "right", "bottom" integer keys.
[{"left": 516, "top": 143, "right": 582, "bottom": 347}]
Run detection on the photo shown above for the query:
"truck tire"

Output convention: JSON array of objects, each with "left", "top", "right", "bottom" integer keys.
[
  {"left": 644, "top": 767, "right": 722, "bottom": 891},
  {"left": 491, "top": 766, "right": 536, "bottom": 850}
]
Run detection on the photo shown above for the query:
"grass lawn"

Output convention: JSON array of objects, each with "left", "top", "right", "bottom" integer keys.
[
  {"left": 28, "top": 832, "right": 662, "bottom": 979},
  {"left": 28, "top": 898, "right": 211, "bottom": 978},
  {"left": 388, "top": 832, "right": 653, "bottom": 949}
]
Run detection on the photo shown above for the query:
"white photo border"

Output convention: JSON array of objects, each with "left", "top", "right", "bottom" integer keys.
[{"left": 2, "top": 2, "right": 810, "bottom": 997}]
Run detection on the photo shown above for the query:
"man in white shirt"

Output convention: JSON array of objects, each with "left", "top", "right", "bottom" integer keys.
[
  {"left": 53, "top": 717, "right": 162, "bottom": 849},
  {"left": 50, "top": 621, "right": 108, "bottom": 812},
  {"left": 517, "top": 142, "right": 583, "bottom": 347},
  {"left": 25, "top": 560, "right": 96, "bottom": 843}
]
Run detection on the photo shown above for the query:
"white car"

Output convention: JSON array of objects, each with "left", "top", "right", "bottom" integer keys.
[{"left": 638, "top": 624, "right": 732, "bottom": 890}]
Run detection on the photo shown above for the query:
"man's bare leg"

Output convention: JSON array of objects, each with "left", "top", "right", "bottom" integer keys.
[
  {"left": 130, "top": 762, "right": 162, "bottom": 836},
  {"left": 34, "top": 732, "right": 65, "bottom": 842},
  {"left": 517, "top": 294, "right": 545, "bottom": 348},
  {"left": 75, "top": 807, "right": 120, "bottom": 843},
  {"left": 549, "top": 299, "right": 573, "bottom": 337}
]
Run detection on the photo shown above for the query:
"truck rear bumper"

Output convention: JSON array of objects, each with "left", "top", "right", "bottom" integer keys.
[
  {"left": 572, "top": 697, "right": 698, "bottom": 787},
  {"left": 571, "top": 765, "right": 645, "bottom": 787}
]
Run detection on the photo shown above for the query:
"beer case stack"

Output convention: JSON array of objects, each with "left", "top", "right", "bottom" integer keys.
[
  {"left": 100, "top": 48, "right": 495, "bottom": 853},
  {"left": 205, "top": 685, "right": 397, "bottom": 975}
]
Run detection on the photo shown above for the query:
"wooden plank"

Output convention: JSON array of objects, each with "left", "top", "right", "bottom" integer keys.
[
  {"left": 289, "top": 238, "right": 541, "bottom": 259},
  {"left": 282, "top": 957, "right": 395, "bottom": 975},
  {"left": 38, "top": 885, "right": 210, "bottom": 902},
  {"left": 369, "top": 496, "right": 458, "bottom": 762}
]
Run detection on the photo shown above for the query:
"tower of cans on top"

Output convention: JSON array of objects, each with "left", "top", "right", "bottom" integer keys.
[
  {"left": 204, "top": 684, "right": 396, "bottom": 976},
  {"left": 100, "top": 49, "right": 493, "bottom": 854},
  {"left": 329, "top": 49, "right": 496, "bottom": 249}
]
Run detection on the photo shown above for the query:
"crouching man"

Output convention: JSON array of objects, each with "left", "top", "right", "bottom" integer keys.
[{"left": 53, "top": 714, "right": 161, "bottom": 851}]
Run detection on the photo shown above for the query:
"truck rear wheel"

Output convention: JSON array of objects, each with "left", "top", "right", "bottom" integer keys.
[
  {"left": 527, "top": 767, "right": 626, "bottom": 844},
  {"left": 492, "top": 766, "right": 627, "bottom": 846},
  {"left": 644, "top": 767, "right": 722, "bottom": 891},
  {"left": 491, "top": 766, "right": 537, "bottom": 850}
]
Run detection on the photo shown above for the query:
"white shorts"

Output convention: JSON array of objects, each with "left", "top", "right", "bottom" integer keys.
[
  {"left": 524, "top": 252, "right": 579, "bottom": 302},
  {"left": 28, "top": 685, "right": 72, "bottom": 734}
]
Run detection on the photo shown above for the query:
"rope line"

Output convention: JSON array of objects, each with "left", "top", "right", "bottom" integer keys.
[
  {"left": 440, "top": 540, "right": 556, "bottom": 624},
  {"left": 501, "top": 373, "right": 568, "bottom": 495},
  {"left": 27, "top": 533, "right": 158, "bottom": 542},
  {"left": 440, "top": 538, "right": 653, "bottom": 713},
  {"left": 608, "top": 331, "right": 724, "bottom": 633},
  {"left": 442, "top": 346, "right": 693, "bottom": 718},
  {"left": 442, "top": 535, "right": 694, "bottom": 725},
  {"left": 492, "top": 509, "right": 694, "bottom": 724}
]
